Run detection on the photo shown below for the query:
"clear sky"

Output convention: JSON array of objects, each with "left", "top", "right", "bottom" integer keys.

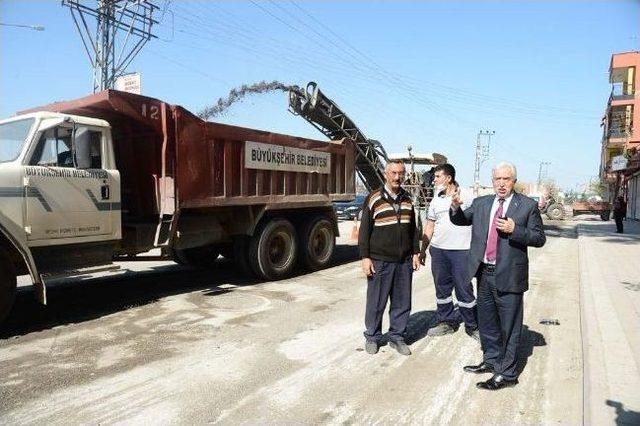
[{"left": 1, "top": 0, "right": 638, "bottom": 190}]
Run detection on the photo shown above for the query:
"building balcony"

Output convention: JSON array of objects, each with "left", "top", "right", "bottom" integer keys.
[
  {"left": 607, "top": 128, "right": 632, "bottom": 139},
  {"left": 610, "top": 93, "right": 635, "bottom": 103},
  {"left": 610, "top": 84, "right": 635, "bottom": 103},
  {"left": 610, "top": 97, "right": 636, "bottom": 108}
]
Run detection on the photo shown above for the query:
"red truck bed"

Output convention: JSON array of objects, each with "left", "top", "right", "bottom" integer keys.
[{"left": 23, "top": 90, "right": 356, "bottom": 220}]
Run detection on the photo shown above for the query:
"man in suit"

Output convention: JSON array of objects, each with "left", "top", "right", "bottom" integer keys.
[{"left": 449, "top": 161, "right": 546, "bottom": 390}]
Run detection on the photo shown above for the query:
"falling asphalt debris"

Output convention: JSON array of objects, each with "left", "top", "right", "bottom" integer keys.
[{"left": 198, "top": 80, "right": 301, "bottom": 119}]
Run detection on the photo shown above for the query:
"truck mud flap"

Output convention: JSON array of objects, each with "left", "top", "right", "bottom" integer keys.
[{"left": 35, "top": 277, "right": 47, "bottom": 305}]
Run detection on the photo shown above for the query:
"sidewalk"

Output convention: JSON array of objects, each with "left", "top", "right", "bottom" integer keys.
[{"left": 578, "top": 218, "right": 640, "bottom": 425}]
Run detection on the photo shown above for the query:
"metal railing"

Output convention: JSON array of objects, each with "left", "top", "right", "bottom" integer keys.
[
  {"left": 608, "top": 128, "right": 633, "bottom": 138},
  {"left": 611, "top": 84, "right": 635, "bottom": 101}
]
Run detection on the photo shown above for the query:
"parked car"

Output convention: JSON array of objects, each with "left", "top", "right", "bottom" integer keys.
[{"left": 334, "top": 194, "right": 367, "bottom": 220}]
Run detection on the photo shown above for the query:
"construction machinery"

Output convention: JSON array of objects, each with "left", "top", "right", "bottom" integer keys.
[
  {"left": 289, "top": 82, "right": 388, "bottom": 193},
  {"left": 289, "top": 82, "right": 447, "bottom": 213}
]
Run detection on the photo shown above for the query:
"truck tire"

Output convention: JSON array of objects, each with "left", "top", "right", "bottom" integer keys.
[
  {"left": 546, "top": 203, "right": 565, "bottom": 220},
  {"left": 172, "top": 245, "right": 220, "bottom": 268},
  {"left": 0, "top": 249, "right": 17, "bottom": 324},
  {"left": 249, "top": 218, "right": 298, "bottom": 281},
  {"left": 300, "top": 216, "right": 335, "bottom": 271},
  {"left": 600, "top": 211, "right": 611, "bottom": 221}
]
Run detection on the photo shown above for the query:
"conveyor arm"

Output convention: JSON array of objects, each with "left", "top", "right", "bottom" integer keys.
[{"left": 289, "top": 82, "right": 387, "bottom": 192}]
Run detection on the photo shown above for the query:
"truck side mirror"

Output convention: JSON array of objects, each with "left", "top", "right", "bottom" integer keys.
[{"left": 72, "top": 125, "right": 92, "bottom": 169}]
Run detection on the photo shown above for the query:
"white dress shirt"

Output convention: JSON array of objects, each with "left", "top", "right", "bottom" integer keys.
[
  {"left": 384, "top": 184, "right": 400, "bottom": 211},
  {"left": 483, "top": 192, "right": 514, "bottom": 264}
]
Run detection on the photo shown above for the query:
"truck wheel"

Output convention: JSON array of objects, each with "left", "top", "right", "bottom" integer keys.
[
  {"left": 600, "top": 211, "right": 611, "bottom": 221},
  {"left": 249, "top": 218, "right": 298, "bottom": 281},
  {"left": 0, "top": 249, "right": 17, "bottom": 324},
  {"left": 300, "top": 216, "right": 335, "bottom": 271},
  {"left": 172, "top": 245, "right": 220, "bottom": 268},
  {"left": 546, "top": 203, "right": 565, "bottom": 220}
]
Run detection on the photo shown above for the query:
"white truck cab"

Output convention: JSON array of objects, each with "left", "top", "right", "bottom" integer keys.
[{"left": 0, "top": 112, "right": 121, "bottom": 321}]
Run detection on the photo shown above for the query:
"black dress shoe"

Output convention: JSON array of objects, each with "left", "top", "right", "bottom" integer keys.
[
  {"left": 463, "top": 361, "right": 494, "bottom": 374},
  {"left": 476, "top": 374, "right": 518, "bottom": 390}
]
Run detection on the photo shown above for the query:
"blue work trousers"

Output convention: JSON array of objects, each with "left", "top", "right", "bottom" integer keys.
[
  {"left": 430, "top": 246, "right": 478, "bottom": 330},
  {"left": 364, "top": 257, "right": 413, "bottom": 343}
]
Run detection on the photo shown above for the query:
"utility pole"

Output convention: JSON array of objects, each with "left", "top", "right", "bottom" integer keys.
[
  {"left": 537, "top": 161, "right": 551, "bottom": 186},
  {"left": 62, "top": 0, "right": 159, "bottom": 92},
  {"left": 473, "top": 129, "right": 495, "bottom": 196}
]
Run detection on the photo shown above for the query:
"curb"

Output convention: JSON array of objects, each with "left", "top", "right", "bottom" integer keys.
[{"left": 577, "top": 224, "right": 588, "bottom": 426}]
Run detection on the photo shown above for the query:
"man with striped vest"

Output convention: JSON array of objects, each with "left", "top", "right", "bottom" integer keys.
[{"left": 358, "top": 160, "right": 421, "bottom": 356}]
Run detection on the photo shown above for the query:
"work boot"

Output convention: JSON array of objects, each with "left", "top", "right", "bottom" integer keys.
[
  {"left": 365, "top": 340, "right": 379, "bottom": 355},
  {"left": 389, "top": 340, "right": 411, "bottom": 356},
  {"left": 427, "top": 322, "right": 456, "bottom": 336}
]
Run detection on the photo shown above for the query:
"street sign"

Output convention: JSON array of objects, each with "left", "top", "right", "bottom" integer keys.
[
  {"left": 115, "top": 73, "right": 141, "bottom": 94},
  {"left": 611, "top": 155, "right": 628, "bottom": 171}
]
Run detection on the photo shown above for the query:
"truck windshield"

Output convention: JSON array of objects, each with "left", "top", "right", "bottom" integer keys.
[{"left": 0, "top": 118, "right": 35, "bottom": 163}]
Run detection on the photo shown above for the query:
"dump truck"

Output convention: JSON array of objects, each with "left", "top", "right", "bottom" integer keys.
[
  {"left": 542, "top": 197, "right": 611, "bottom": 221},
  {"left": 571, "top": 200, "right": 612, "bottom": 221},
  {"left": 0, "top": 90, "right": 356, "bottom": 323}
]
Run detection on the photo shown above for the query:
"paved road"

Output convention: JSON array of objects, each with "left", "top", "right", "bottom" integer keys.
[{"left": 1, "top": 221, "right": 583, "bottom": 424}]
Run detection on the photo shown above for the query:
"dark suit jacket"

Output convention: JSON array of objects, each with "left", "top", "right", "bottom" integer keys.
[{"left": 449, "top": 192, "right": 546, "bottom": 293}]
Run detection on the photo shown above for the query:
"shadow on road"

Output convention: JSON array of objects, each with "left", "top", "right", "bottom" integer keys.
[
  {"left": 404, "top": 310, "right": 437, "bottom": 345},
  {"left": 543, "top": 222, "right": 578, "bottom": 239},
  {"left": 576, "top": 221, "right": 640, "bottom": 243},
  {"left": 1, "top": 243, "right": 361, "bottom": 339},
  {"left": 621, "top": 281, "right": 640, "bottom": 292},
  {"left": 605, "top": 399, "right": 640, "bottom": 425},
  {"left": 517, "top": 325, "right": 547, "bottom": 375}
]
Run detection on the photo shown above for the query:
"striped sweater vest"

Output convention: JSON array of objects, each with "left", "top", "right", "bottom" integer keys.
[{"left": 367, "top": 189, "right": 414, "bottom": 227}]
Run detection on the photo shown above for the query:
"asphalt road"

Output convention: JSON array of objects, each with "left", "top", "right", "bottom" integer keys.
[{"left": 0, "top": 220, "right": 582, "bottom": 424}]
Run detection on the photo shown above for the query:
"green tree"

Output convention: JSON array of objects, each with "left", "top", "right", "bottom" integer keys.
[{"left": 588, "top": 179, "right": 606, "bottom": 197}]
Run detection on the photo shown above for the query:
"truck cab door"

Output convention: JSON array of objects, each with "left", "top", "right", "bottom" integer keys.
[{"left": 24, "top": 124, "right": 121, "bottom": 242}]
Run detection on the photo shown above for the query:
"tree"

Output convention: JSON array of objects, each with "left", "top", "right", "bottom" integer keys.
[
  {"left": 588, "top": 179, "right": 607, "bottom": 198},
  {"left": 514, "top": 182, "right": 526, "bottom": 193},
  {"left": 563, "top": 189, "right": 579, "bottom": 204}
]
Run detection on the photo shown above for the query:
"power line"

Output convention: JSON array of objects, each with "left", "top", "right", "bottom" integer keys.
[
  {"left": 284, "top": 1, "right": 599, "bottom": 118},
  {"left": 247, "top": 1, "right": 481, "bottom": 130},
  {"left": 165, "top": 4, "right": 465, "bottom": 141},
  {"left": 0, "top": 22, "right": 45, "bottom": 31}
]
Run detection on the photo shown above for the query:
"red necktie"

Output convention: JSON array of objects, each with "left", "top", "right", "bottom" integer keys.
[{"left": 485, "top": 198, "right": 505, "bottom": 262}]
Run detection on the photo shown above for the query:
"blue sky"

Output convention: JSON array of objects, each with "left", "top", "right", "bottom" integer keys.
[{"left": 1, "top": 0, "right": 638, "bottom": 190}]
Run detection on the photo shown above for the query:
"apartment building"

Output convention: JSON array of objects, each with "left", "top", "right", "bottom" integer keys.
[{"left": 599, "top": 51, "right": 640, "bottom": 219}]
